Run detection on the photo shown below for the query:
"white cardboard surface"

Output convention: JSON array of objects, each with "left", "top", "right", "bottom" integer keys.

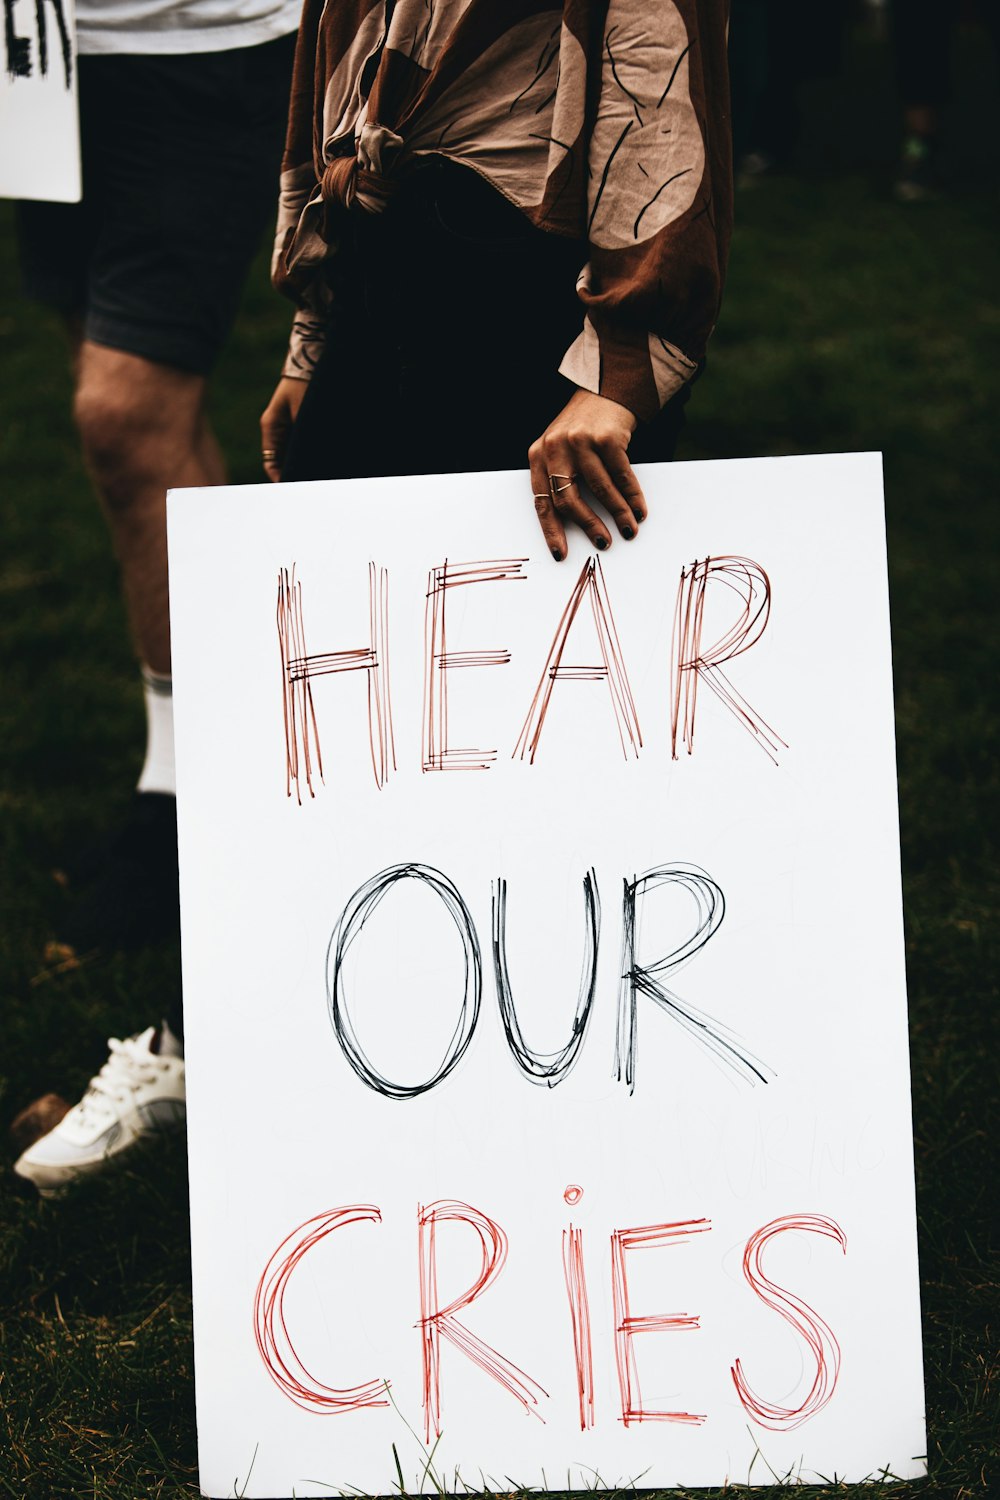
[
  {"left": 168, "top": 453, "right": 926, "bottom": 1497},
  {"left": 1, "top": 0, "right": 80, "bottom": 202}
]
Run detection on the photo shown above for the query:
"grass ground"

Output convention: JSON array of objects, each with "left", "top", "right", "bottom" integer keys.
[{"left": 1, "top": 20, "right": 997, "bottom": 1500}]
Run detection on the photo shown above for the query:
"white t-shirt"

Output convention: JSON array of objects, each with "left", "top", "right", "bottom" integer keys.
[{"left": 76, "top": 1, "right": 301, "bottom": 56}]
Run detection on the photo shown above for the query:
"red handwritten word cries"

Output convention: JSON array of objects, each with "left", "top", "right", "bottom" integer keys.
[
  {"left": 278, "top": 554, "right": 784, "bottom": 801},
  {"left": 254, "top": 1203, "right": 846, "bottom": 1440}
]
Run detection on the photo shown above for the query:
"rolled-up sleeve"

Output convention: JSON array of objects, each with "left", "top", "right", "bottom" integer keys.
[{"left": 559, "top": 0, "right": 732, "bottom": 420}]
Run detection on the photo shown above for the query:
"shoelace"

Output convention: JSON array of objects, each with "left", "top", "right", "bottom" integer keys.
[{"left": 75, "top": 1035, "right": 166, "bottom": 1123}]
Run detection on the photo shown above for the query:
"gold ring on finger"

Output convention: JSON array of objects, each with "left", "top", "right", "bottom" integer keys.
[{"left": 548, "top": 473, "right": 579, "bottom": 498}]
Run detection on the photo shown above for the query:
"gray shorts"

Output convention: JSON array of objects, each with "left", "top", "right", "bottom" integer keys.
[{"left": 16, "top": 34, "right": 295, "bottom": 373}]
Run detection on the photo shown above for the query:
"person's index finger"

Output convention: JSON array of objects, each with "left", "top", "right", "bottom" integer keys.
[
  {"left": 528, "top": 452, "right": 568, "bottom": 561},
  {"left": 549, "top": 470, "right": 613, "bottom": 552}
]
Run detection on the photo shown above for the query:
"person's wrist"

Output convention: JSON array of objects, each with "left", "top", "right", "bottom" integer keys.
[{"left": 569, "top": 386, "right": 640, "bottom": 433}]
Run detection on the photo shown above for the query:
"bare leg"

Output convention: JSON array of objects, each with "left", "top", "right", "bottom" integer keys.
[
  {"left": 72, "top": 342, "right": 225, "bottom": 674},
  {"left": 196, "top": 420, "right": 227, "bottom": 488}
]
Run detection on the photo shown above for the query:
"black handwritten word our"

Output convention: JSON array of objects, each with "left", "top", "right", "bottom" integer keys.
[
  {"left": 278, "top": 554, "right": 786, "bottom": 801},
  {"left": 327, "top": 862, "right": 770, "bottom": 1100},
  {"left": 4, "top": 0, "right": 72, "bottom": 88},
  {"left": 254, "top": 1202, "right": 846, "bottom": 1438}
]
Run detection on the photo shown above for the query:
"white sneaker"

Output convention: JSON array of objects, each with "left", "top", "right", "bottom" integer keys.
[{"left": 14, "top": 1023, "right": 185, "bottom": 1196}]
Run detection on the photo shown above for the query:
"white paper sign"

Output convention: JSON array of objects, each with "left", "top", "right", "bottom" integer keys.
[
  {"left": 1, "top": 0, "right": 80, "bottom": 202},
  {"left": 169, "top": 453, "right": 926, "bottom": 1498}
]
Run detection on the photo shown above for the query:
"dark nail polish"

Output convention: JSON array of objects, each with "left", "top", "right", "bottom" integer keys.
[
  {"left": 635, "top": 512, "right": 645, "bottom": 524},
  {"left": 551, "top": 547, "right": 563, "bottom": 561},
  {"left": 595, "top": 536, "right": 609, "bottom": 551},
  {"left": 622, "top": 525, "right": 634, "bottom": 540}
]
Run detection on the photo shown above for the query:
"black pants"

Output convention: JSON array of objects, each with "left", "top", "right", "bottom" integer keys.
[{"left": 282, "top": 159, "right": 691, "bottom": 483}]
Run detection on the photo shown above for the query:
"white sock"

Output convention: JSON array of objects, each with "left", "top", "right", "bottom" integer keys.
[{"left": 136, "top": 665, "right": 176, "bottom": 796}]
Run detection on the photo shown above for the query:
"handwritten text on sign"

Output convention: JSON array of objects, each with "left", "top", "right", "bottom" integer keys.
[
  {"left": 1, "top": 0, "right": 79, "bottom": 203},
  {"left": 169, "top": 456, "right": 925, "bottom": 1496}
]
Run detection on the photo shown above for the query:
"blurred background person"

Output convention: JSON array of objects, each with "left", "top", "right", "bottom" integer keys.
[
  {"left": 892, "top": 0, "right": 1000, "bottom": 199},
  {"left": 13, "top": 0, "right": 299, "bottom": 1196},
  {"left": 729, "top": 0, "right": 849, "bottom": 181}
]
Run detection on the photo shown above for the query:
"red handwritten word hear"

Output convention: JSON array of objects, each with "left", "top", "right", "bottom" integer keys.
[{"left": 279, "top": 553, "right": 782, "bottom": 795}]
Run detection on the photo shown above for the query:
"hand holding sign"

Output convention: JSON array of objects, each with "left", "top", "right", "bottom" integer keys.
[{"left": 528, "top": 389, "right": 645, "bottom": 559}]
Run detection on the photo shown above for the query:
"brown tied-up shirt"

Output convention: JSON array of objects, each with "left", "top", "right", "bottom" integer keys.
[{"left": 274, "top": 0, "right": 732, "bottom": 423}]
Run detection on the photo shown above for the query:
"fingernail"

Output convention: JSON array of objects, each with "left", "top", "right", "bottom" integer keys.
[
  {"left": 635, "top": 512, "right": 645, "bottom": 524},
  {"left": 622, "top": 525, "right": 634, "bottom": 540},
  {"left": 595, "top": 536, "right": 609, "bottom": 551},
  {"left": 551, "top": 547, "right": 563, "bottom": 562}
]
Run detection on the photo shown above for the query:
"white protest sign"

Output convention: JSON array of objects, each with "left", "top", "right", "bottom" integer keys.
[
  {"left": 169, "top": 452, "right": 926, "bottom": 1497},
  {"left": 1, "top": 0, "right": 79, "bottom": 202}
]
